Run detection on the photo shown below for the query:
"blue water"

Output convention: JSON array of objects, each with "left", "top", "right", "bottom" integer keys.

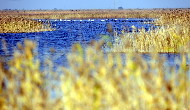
[
  {"left": 0, "top": 18, "right": 156, "bottom": 66},
  {"left": 0, "top": 18, "right": 186, "bottom": 68}
]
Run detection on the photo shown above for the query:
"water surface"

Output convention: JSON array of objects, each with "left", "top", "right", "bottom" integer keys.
[
  {"left": 0, "top": 18, "right": 156, "bottom": 65},
  {"left": 1, "top": 18, "right": 183, "bottom": 68}
]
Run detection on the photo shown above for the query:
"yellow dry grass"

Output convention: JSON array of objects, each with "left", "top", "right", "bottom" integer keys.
[
  {"left": 0, "top": 16, "right": 52, "bottom": 33},
  {"left": 110, "top": 9, "right": 190, "bottom": 53},
  {"left": 0, "top": 40, "right": 190, "bottom": 110}
]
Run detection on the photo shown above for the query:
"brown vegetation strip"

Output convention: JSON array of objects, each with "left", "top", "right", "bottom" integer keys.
[{"left": 0, "top": 9, "right": 190, "bottom": 19}]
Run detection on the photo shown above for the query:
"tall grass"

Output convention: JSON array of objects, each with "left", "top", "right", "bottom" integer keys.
[
  {"left": 0, "top": 17, "right": 52, "bottom": 33},
  {"left": 110, "top": 9, "right": 190, "bottom": 53},
  {"left": 0, "top": 40, "right": 190, "bottom": 109}
]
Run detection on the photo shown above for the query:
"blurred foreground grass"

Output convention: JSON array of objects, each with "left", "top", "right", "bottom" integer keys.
[{"left": 0, "top": 40, "right": 190, "bottom": 110}]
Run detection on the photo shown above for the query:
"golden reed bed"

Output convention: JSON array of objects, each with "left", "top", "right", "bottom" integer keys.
[{"left": 0, "top": 17, "right": 52, "bottom": 33}]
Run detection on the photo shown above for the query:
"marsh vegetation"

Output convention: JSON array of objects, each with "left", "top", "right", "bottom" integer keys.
[{"left": 0, "top": 9, "right": 190, "bottom": 110}]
